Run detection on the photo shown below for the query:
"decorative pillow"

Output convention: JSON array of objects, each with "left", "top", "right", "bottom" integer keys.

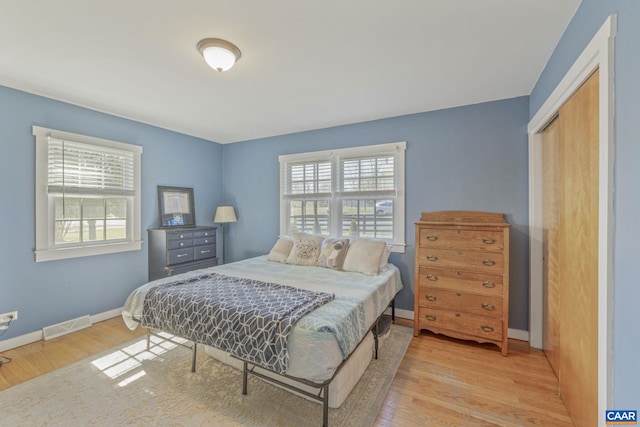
[
  {"left": 378, "top": 244, "right": 392, "bottom": 272},
  {"left": 285, "top": 233, "right": 324, "bottom": 266},
  {"left": 343, "top": 238, "right": 387, "bottom": 275},
  {"left": 267, "top": 237, "right": 294, "bottom": 263},
  {"left": 318, "top": 238, "right": 350, "bottom": 270}
]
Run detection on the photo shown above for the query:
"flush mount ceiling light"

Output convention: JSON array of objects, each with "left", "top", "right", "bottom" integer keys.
[{"left": 197, "top": 38, "right": 241, "bottom": 72}]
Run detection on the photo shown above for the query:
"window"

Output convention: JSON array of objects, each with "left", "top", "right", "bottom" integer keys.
[
  {"left": 279, "top": 142, "right": 405, "bottom": 252},
  {"left": 33, "top": 126, "right": 142, "bottom": 262}
]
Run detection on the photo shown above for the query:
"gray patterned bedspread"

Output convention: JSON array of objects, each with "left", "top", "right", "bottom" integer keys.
[{"left": 141, "top": 272, "right": 334, "bottom": 374}]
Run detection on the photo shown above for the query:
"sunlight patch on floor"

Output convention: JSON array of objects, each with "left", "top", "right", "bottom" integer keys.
[{"left": 90, "top": 332, "right": 188, "bottom": 386}]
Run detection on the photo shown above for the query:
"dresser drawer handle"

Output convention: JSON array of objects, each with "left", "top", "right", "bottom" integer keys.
[
  {"left": 425, "top": 315, "right": 436, "bottom": 321},
  {"left": 482, "top": 237, "right": 495, "bottom": 244},
  {"left": 180, "top": 242, "right": 185, "bottom": 247},
  {"left": 177, "top": 253, "right": 188, "bottom": 258},
  {"left": 426, "top": 255, "right": 438, "bottom": 261},
  {"left": 426, "top": 295, "right": 437, "bottom": 301},
  {"left": 426, "top": 234, "right": 438, "bottom": 241},
  {"left": 481, "top": 303, "right": 495, "bottom": 311},
  {"left": 481, "top": 281, "right": 495, "bottom": 288},
  {"left": 481, "top": 325, "right": 494, "bottom": 333},
  {"left": 426, "top": 274, "right": 438, "bottom": 281},
  {"left": 482, "top": 259, "right": 496, "bottom": 266},
  {"left": 179, "top": 234, "right": 184, "bottom": 238},
  {"left": 200, "top": 250, "right": 210, "bottom": 254}
]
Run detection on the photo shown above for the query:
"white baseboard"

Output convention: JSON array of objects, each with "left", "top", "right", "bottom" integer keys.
[
  {"left": 386, "top": 308, "right": 530, "bottom": 342},
  {"left": 384, "top": 307, "right": 414, "bottom": 320},
  {"left": 0, "top": 307, "right": 124, "bottom": 352},
  {"left": 91, "top": 307, "right": 124, "bottom": 324},
  {"left": 507, "top": 328, "right": 530, "bottom": 342},
  {"left": 0, "top": 330, "right": 43, "bottom": 353}
]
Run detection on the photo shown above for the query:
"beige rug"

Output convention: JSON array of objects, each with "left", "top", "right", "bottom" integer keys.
[{"left": 0, "top": 325, "right": 412, "bottom": 426}]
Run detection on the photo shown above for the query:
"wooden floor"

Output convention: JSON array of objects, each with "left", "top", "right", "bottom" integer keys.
[{"left": 0, "top": 317, "right": 573, "bottom": 426}]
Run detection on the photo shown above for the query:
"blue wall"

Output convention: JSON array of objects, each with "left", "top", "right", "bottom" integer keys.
[
  {"left": 530, "top": 0, "right": 640, "bottom": 409},
  {"left": 0, "top": 85, "right": 223, "bottom": 340},
  {"left": 222, "top": 96, "right": 530, "bottom": 330}
]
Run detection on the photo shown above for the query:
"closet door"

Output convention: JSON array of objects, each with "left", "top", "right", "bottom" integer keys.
[
  {"left": 541, "top": 69, "right": 599, "bottom": 427},
  {"left": 541, "top": 117, "right": 561, "bottom": 377},
  {"left": 558, "top": 68, "right": 599, "bottom": 427}
]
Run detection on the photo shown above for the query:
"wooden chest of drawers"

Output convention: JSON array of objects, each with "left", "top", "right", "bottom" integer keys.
[
  {"left": 148, "top": 227, "right": 218, "bottom": 281},
  {"left": 414, "top": 211, "right": 510, "bottom": 355}
]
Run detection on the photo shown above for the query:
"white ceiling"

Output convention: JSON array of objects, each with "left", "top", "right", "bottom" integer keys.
[{"left": 0, "top": 0, "right": 580, "bottom": 144}]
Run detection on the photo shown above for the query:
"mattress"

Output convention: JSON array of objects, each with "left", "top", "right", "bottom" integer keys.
[
  {"left": 122, "top": 255, "right": 403, "bottom": 382},
  {"left": 204, "top": 332, "right": 375, "bottom": 409}
]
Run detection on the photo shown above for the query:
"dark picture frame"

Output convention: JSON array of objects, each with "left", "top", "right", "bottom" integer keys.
[{"left": 157, "top": 186, "right": 196, "bottom": 228}]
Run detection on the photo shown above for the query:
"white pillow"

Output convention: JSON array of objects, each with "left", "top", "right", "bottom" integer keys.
[
  {"left": 267, "top": 237, "right": 293, "bottom": 263},
  {"left": 285, "top": 233, "right": 324, "bottom": 266},
  {"left": 343, "top": 238, "right": 387, "bottom": 275},
  {"left": 379, "top": 244, "right": 392, "bottom": 272},
  {"left": 318, "top": 238, "right": 350, "bottom": 270}
]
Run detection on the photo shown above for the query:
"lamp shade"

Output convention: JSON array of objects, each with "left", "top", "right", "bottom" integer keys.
[
  {"left": 214, "top": 206, "right": 237, "bottom": 223},
  {"left": 197, "top": 38, "right": 241, "bottom": 72}
]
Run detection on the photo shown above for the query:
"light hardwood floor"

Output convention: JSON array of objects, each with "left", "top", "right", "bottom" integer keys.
[{"left": 0, "top": 317, "right": 572, "bottom": 426}]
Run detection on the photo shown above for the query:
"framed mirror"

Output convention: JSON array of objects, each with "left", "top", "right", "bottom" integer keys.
[{"left": 157, "top": 186, "right": 196, "bottom": 228}]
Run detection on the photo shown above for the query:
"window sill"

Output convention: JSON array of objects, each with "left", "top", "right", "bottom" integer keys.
[{"left": 34, "top": 240, "right": 143, "bottom": 262}]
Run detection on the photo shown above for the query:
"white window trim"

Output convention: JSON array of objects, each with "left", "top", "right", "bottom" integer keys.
[
  {"left": 33, "top": 126, "right": 143, "bottom": 262},
  {"left": 279, "top": 141, "right": 406, "bottom": 253}
]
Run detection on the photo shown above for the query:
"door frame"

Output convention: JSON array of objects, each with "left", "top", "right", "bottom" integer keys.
[{"left": 527, "top": 14, "right": 616, "bottom": 420}]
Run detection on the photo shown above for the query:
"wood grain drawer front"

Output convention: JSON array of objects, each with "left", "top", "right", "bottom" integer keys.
[
  {"left": 419, "top": 228, "right": 504, "bottom": 251},
  {"left": 418, "top": 267, "right": 503, "bottom": 296},
  {"left": 418, "top": 248, "right": 503, "bottom": 274},
  {"left": 195, "top": 244, "right": 216, "bottom": 260},
  {"left": 418, "top": 307, "right": 503, "bottom": 341},
  {"left": 167, "top": 248, "right": 194, "bottom": 265},
  {"left": 419, "top": 287, "right": 503, "bottom": 317}
]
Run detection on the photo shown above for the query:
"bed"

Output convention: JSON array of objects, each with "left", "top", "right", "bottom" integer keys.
[{"left": 122, "top": 235, "right": 403, "bottom": 426}]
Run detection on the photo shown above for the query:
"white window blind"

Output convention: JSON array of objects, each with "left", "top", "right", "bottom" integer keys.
[
  {"left": 47, "top": 138, "right": 136, "bottom": 196},
  {"left": 286, "top": 160, "right": 332, "bottom": 198},
  {"left": 280, "top": 142, "right": 406, "bottom": 252}
]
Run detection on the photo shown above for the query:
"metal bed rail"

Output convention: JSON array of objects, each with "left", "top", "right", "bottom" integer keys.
[{"left": 137, "top": 297, "right": 397, "bottom": 427}]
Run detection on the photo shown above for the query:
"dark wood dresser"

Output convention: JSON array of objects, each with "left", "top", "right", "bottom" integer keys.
[
  {"left": 148, "top": 226, "right": 218, "bottom": 281},
  {"left": 414, "top": 211, "right": 510, "bottom": 355}
]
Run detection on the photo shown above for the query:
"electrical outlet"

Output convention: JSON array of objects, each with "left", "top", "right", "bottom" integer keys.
[{"left": 0, "top": 311, "right": 18, "bottom": 323}]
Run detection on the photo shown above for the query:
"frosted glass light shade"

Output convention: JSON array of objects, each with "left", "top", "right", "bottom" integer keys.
[
  {"left": 214, "top": 206, "right": 237, "bottom": 223},
  {"left": 197, "top": 38, "right": 241, "bottom": 72}
]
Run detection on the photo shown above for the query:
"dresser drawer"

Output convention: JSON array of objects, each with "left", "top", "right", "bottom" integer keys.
[
  {"left": 167, "top": 230, "right": 195, "bottom": 241},
  {"left": 167, "top": 258, "right": 218, "bottom": 276},
  {"left": 167, "top": 248, "right": 194, "bottom": 265},
  {"left": 167, "top": 239, "right": 194, "bottom": 250},
  {"left": 194, "top": 229, "right": 215, "bottom": 238},
  {"left": 418, "top": 287, "right": 503, "bottom": 317},
  {"left": 418, "top": 307, "right": 503, "bottom": 341},
  {"left": 418, "top": 248, "right": 504, "bottom": 274},
  {"left": 195, "top": 236, "right": 215, "bottom": 246},
  {"left": 419, "top": 228, "right": 504, "bottom": 251},
  {"left": 418, "top": 266, "right": 503, "bottom": 296},
  {"left": 194, "top": 244, "right": 216, "bottom": 260}
]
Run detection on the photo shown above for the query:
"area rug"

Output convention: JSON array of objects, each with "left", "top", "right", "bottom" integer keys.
[{"left": 0, "top": 325, "right": 412, "bottom": 426}]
